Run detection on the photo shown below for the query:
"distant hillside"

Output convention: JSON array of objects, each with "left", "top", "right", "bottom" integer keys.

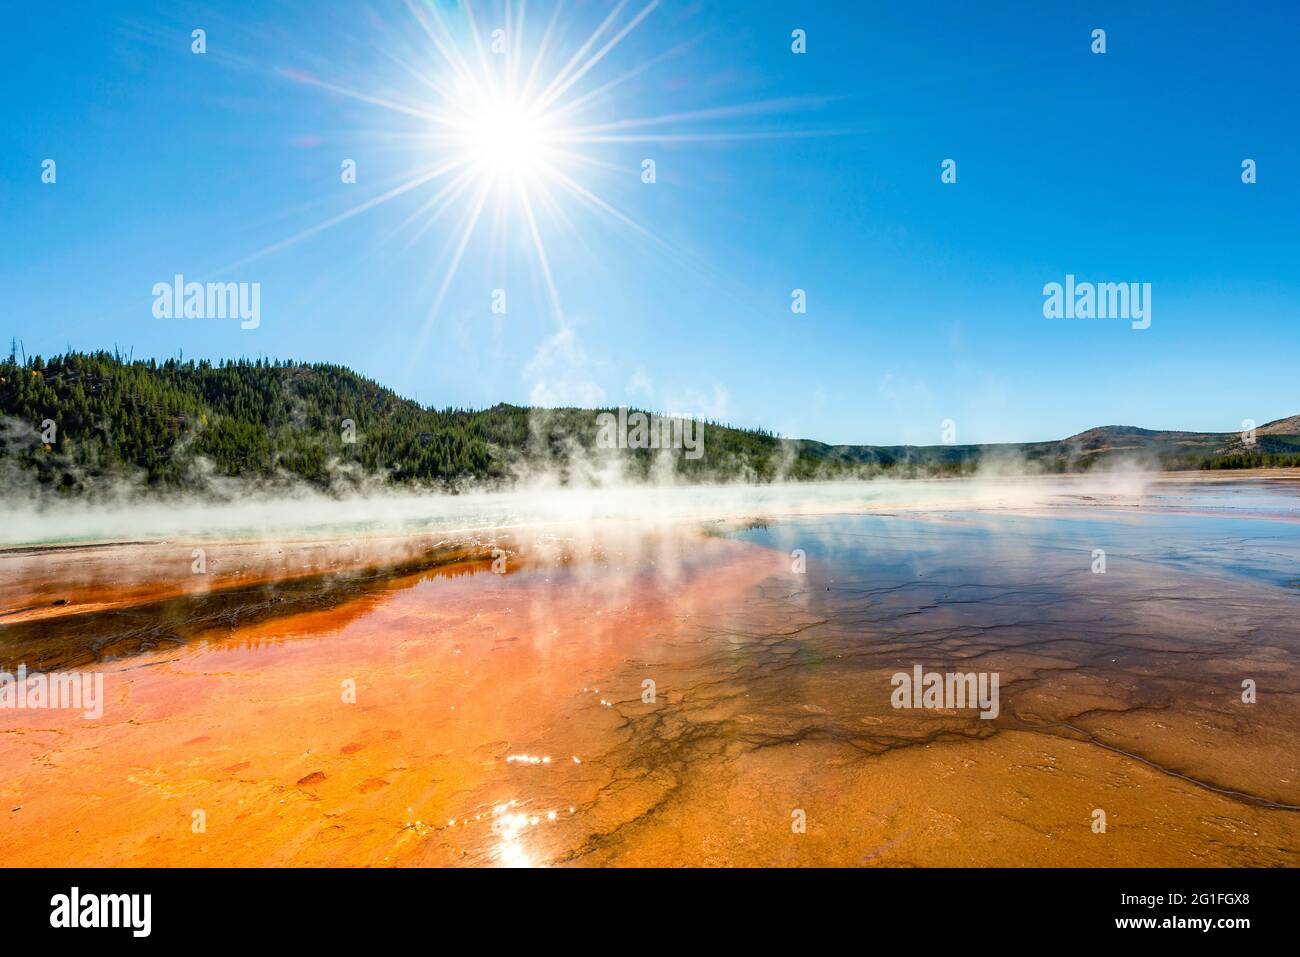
[
  {"left": 1258, "top": 414, "right": 1300, "bottom": 436},
  {"left": 1, "top": 351, "right": 1297, "bottom": 496}
]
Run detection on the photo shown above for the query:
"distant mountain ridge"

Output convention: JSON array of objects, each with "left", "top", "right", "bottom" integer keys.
[
  {"left": 1258, "top": 415, "right": 1300, "bottom": 435},
  {"left": 1, "top": 351, "right": 1297, "bottom": 496}
]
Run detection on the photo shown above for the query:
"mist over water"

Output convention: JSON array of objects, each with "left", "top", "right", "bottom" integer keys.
[{"left": 0, "top": 470, "right": 1175, "bottom": 548}]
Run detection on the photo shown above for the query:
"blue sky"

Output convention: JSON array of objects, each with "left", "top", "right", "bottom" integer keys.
[{"left": 2, "top": 0, "right": 1298, "bottom": 445}]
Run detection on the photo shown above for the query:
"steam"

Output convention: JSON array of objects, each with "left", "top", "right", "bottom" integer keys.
[
  {"left": 0, "top": 466, "right": 1162, "bottom": 549},
  {"left": 0, "top": 401, "right": 1174, "bottom": 549}
]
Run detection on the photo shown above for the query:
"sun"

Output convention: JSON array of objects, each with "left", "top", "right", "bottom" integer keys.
[
  {"left": 251, "top": 0, "right": 826, "bottom": 332},
  {"left": 464, "top": 99, "right": 552, "bottom": 177}
]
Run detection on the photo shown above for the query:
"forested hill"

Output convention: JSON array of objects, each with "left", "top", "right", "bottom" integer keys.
[
  {"left": 2, "top": 351, "right": 1297, "bottom": 497},
  {"left": 0, "top": 351, "right": 837, "bottom": 494}
]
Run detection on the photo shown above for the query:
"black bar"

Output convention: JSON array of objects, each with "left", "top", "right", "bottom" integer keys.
[{"left": 0, "top": 867, "right": 1289, "bottom": 942}]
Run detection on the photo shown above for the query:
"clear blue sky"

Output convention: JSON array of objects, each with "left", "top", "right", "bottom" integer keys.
[{"left": 2, "top": 0, "right": 1297, "bottom": 445}]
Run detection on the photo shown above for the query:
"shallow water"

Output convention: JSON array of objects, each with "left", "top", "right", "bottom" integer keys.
[{"left": 1, "top": 475, "right": 1298, "bottom": 866}]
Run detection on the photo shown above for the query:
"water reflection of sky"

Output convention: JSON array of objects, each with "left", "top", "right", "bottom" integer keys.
[{"left": 737, "top": 507, "right": 1300, "bottom": 593}]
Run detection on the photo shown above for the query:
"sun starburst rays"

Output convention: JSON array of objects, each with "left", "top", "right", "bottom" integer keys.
[{"left": 230, "top": 0, "right": 834, "bottom": 338}]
